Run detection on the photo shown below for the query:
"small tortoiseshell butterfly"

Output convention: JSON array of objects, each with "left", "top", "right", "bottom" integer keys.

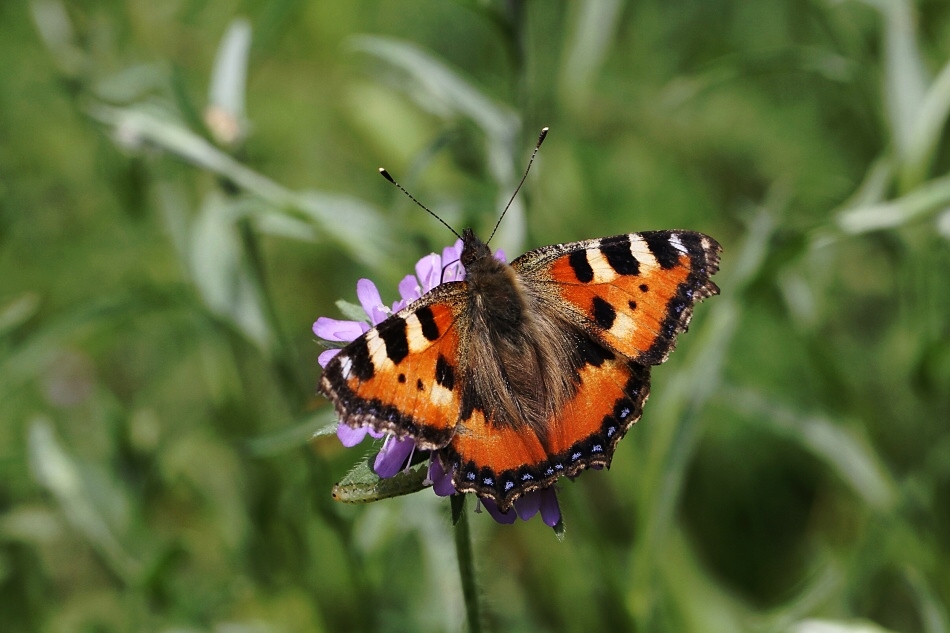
[{"left": 320, "top": 133, "right": 721, "bottom": 513}]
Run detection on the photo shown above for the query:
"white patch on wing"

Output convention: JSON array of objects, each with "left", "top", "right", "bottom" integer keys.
[
  {"left": 628, "top": 234, "right": 659, "bottom": 273},
  {"left": 585, "top": 248, "right": 619, "bottom": 284},
  {"left": 607, "top": 310, "right": 637, "bottom": 340},
  {"left": 339, "top": 355, "right": 353, "bottom": 379},
  {"left": 668, "top": 232, "right": 688, "bottom": 254},
  {"left": 404, "top": 312, "right": 432, "bottom": 353},
  {"left": 430, "top": 382, "right": 454, "bottom": 407},
  {"left": 365, "top": 329, "right": 392, "bottom": 371}
]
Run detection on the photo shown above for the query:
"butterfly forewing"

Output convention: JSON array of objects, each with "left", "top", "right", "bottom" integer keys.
[
  {"left": 514, "top": 230, "right": 721, "bottom": 365},
  {"left": 320, "top": 284, "right": 468, "bottom": 450}
]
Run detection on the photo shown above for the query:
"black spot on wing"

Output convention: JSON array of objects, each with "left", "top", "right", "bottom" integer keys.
[
  {"left": 459, "top": 380, "right": 483, "bottom": 422},
  {"left": 568, "top": 249, "right": 594, "bottom": 283},
  {"left": 345, "top": 339, "right": 374, "bottom": 381},
  {"left": 591, "top": 296, "right": 617, "bottom": 329},
  {"left": 416, "top": 378, "right": 425, "bottom": 391},
  {"left": 642, "top": 231, "right": 680, "bottom": 269},
  {"left": 600, "top": 236, "right": 640, "bottom": 275},
  {"left": 435, "top": 354, "right": 456, "bottom": 391},
  {"left": 378, "top": 317, "right": 409, "bottom": 364},
  {"left": 574, "top": 330, "right": 615, "bottom": 368},
  {"left": 415, "top": 305, "right": 441, "bottom": 341}
]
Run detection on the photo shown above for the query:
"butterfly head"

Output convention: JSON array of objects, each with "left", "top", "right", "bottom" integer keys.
[{"left": 459, "top": 227, "right": 493, "bottom": 270}]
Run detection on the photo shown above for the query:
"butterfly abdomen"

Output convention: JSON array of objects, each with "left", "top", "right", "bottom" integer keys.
[{"left": 458, "top": 232, "right": 582, "bottom": 435}]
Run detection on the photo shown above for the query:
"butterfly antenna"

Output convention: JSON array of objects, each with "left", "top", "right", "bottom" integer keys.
[
  {"left": 487, "top": 126, "right": 549, "bottom": 245},
  {"left": 378, "top": 168, "right": 462, "bottom": 240}
]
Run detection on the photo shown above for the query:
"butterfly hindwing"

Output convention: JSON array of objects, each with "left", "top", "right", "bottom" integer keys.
[
  {"left": 320, "top": 284, "right": 468, "bottom": 450},
  {"left": 514, "top": 230, "right": 721, "bottom": 365},
  {"left": 443, "top": 331, "right": 651, "bottom": 509}
]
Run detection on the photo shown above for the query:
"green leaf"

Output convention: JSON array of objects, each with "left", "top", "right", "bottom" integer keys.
[
  {"left": 88, "top": 103, "right": 392, "bottom": 268},
  {"left": 347, "top": 35, "right": 525, "bottom": 254},
  {"left": 243, "top": 410, "right": 338, "bottom": 457},
  {"left": 28, "top": 418, "right": 142, "bottom": 583},
  {"left": 905, "top": 55, "right": 950, "bottom": 188},
  {"left": 28, "top": 0, "right": 86, "bottom": 77},
  {"left": 331, "top": 455, "right": 429, "bottom": 504},
  {"left": 294, "top": 191, "right": 393, "bottom": 269},
  {"left": 206, "top": 18, "right": 251, "bottom": 144},
  {"left": 787, "top": 619, "right": 900, "bottom": 633},
  {"left": 335, "top": 299, "right": 369, "bottom": 322},
  {"left": 837, "top": 173, "right": 950, "bottom": 233},
  {"left": 724, "top": 387, "right": 897, "bottom": 512},
  {"left": 0, "top": 292, "right": 41, "bottom": 338},
  {"left": 873, "top": 0, "right": 929, "bottom": 163},
  {"left": 559, "top": 0, "right": 623, "bottom": 109},
  {"left": 190, "top": 191, "right": 274, "bottom": 352},
  {"left": 208, "top": 19, "right": 251, "bottom": 120}
]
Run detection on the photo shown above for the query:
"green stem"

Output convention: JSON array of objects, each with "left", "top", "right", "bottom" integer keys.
[
  {"left": 235, "top": 215, "right": 308, "bottom": 408},
  {"left": 453, "top": 496, "right": 482, "bottom": 633}
]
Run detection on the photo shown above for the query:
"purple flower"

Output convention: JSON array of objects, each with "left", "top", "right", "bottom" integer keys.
[
  {"left": 314, "top": 238, "right": 560, "bottom": 528},
  {"left": 427, "top": 452, "right": 457, "bottom": 497}
]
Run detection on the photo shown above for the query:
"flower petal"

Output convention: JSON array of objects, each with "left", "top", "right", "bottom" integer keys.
[
  {"left": 318, "top": 349, "right": 341, "bottom": 368},
  {"left": 514, "top": 491, "right": 541, "bottom": 521},
  {"left": 441, "top": 243, "right": 465, "bottom": 282},
  {"left": 539, "top": 488, "right": 561, "bottom": 527},
  {"left": 313, "top": 317, "right": 367, "bottom": 342},
  {"left": 480, "top": 497, "right": 517, "bottom": 524},
  {"left": 356, "top": 278, "right": 390, "bottom": 325},
  {"left": 441, "top": 241, "right": 464, "bottom": 282},
  {"left": 415, "top": 253, "right": 443, "bottom": 293},
  {"left": 356, "top": 278, "right": 382, "bottom": 312},
  {"left": 373, "top": 435, "right": 415, "bottom": 478},
  {"left": 428, "top": 453, "right": 457, "bottom": 496},
  {"left": 398, "top": 274, "right": 422, "bottom": 303},
  {"left": 337, "top": 423, "right": 368, "bottom": 447}
]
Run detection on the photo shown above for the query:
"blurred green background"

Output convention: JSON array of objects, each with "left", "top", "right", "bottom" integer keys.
[{"left": 2, "top": 1, "right": 950, "bottom": 632}]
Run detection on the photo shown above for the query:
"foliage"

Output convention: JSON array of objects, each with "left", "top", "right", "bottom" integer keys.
[{"left": 1, "top": 1, "right": 949, "bottom": 631}]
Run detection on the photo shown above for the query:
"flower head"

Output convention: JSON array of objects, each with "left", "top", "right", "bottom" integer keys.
[{"left": 314, "top": 238, "right": 559, "bottom": 527}]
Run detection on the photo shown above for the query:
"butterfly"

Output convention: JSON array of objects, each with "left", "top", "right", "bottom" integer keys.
[{"left": 319, "top": 225, "right": 721, "bottom": 512}]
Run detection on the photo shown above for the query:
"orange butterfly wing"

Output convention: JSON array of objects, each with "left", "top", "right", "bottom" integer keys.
[
  {"left": 439, "top": 230, "right": 720, "bottom": 509},
  {"left": 443, "top": 340, "right": 651, "bottom": 509},
  {"left": 320, "top": 286, "right": 466, "bottom": 450},
  {"left": 515, "top": 230, "right": 721, "bottom": 365}
]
